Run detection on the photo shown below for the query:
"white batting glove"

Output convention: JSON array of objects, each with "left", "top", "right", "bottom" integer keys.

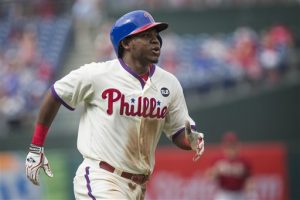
[
  {"left": 185, "top": 121, "right": 205, "bottom": 161},
  {"left": 25, "top": 144, "right": 53, "bottom": 185}
]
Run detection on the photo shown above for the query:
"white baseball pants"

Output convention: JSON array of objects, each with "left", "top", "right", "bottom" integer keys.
[{"left": 73, "top": 158, "right": 146, "bottom": 200}]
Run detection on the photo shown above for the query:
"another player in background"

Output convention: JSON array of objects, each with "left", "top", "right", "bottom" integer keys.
[
  {"left": 25, "top": 10, "right": 204, "bottom": 199},
  {"left": 207, "top": 131, "right": 252, "bottom": 200}
]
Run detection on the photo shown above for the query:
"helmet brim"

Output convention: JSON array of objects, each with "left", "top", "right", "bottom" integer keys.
[{"left": 130, "top": 22, "right": 168, "bottom": 36}]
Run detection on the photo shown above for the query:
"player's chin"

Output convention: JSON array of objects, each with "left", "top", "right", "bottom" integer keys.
[
  {"left": 150, "top": 58, "right": 159, "bottom": 64},
  {"left": 148, "top": 55, "right": 160, "bottom": 64}
]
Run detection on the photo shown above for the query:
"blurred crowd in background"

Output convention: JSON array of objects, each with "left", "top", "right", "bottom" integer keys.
[
  {"left": 162, "top": 25, "right": 295, "bottom": 90},
  {"left": 106, "top": 0, "right": 298, "bottom": 10},
  {"left": 0, "top": 1, "right": 72, "bottom": 126},
  {"left": 97, "top": 25, "right": 295, "bottom": 90},
  {"left": 0, "top": 0, "right": 299, "bottom": 127}
]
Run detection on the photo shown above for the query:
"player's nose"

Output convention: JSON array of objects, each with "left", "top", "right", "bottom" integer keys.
[
  {"left": 149, "top": 32, "right": 160, "bottom": 44},
  {"left": 150, "top": 37, "right": 160, "bottom": 48}
]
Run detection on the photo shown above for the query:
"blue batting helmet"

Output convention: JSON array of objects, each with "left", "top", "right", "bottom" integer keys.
[{"left": 110, "top": 10, "right": 168, "bottom": 57}]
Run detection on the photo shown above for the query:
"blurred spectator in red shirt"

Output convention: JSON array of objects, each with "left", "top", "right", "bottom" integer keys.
[
  {"left": 259, "top": 24, "right": 294, "bottom": 84},
  {"left": 228, "top": 27, "right": 263, "bottom": 84},
  {"left": 268, "top": 24, "right": 293, "bottom": 47}
]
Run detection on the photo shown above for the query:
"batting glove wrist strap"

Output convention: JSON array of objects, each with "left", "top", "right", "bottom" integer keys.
[{"left": 29, "top": 144, "right": 44, "bottom": 154}]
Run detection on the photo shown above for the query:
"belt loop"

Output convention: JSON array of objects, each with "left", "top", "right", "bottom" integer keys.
[{"left": 113, "top": 168, "right": 123, "bottom": 176}]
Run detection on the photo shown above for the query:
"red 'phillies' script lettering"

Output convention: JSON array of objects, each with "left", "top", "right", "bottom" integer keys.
[
  {"left": 102, "top": 88, "right": 168, "bottom": 118},
  {"left": 101, "top": 88, "right": 121, "bottom": 115}
]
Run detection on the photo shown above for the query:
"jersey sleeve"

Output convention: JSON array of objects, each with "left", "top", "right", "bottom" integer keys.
[
  {"left": 163, "top": 78, "right": 196, "bottom": 140},
  {"left": 51, "top": 64, "right": 94, "bottom": 110}
]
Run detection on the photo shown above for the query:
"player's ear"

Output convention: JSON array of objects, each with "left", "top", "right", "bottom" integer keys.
[{"left": 120, "top": 37, "right": 132, "bottom": 51}]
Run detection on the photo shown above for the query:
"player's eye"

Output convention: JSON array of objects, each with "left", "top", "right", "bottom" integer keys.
[
  {"left": 139, "top": 31, "right": 157, "bottom": 39},
  {"left": 139, "top": 32, "right": 151, "bottom": 38}
]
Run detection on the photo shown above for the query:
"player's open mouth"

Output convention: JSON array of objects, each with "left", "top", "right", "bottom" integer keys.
[{"left": 152, "top": 47, "right": 160, "bottom": 55}]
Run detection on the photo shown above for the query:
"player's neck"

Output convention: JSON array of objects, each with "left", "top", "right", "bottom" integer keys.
[{"left": 121, "top": 56, "right": 150, "bottom": 75}]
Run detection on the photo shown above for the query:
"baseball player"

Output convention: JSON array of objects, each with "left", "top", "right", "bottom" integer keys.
[
  {"left": 207, "top": 131, "right": 251, "bottom": 200},
  {"left": 25, "top": 10, "right": 205, "bottom": 199}
]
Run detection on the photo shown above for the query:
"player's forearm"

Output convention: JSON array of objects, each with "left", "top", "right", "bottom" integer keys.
[
  {"left": 31, "top": 89, "right": 61, "bottom": 146},
  {"left": 172, "top": 130, "right": 192, "bottom": 150}
]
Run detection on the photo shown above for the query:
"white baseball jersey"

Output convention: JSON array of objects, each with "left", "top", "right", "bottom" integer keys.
[{"left": 52, "top": 58, "right": 196, "bottom": 175}]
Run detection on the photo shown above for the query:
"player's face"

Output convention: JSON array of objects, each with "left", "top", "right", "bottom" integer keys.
[
  {"left": 224, "top": 144, "right": 239, "bottom": 159},
  {"left": 127, "top": 29, "right": 161, "bottom": 64}
]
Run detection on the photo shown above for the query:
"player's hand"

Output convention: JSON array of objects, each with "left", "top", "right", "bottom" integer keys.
[
  {"left": 25, "top": 144, "right": 53, "bottom": 185},
  {"left": 185, "top": 121, "right": 205, "bottom": 161}
]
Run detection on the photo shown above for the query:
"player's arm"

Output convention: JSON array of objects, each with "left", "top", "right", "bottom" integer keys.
[
  {"left": 164, "top": 77, "right": 205, "bottom": 161},
  {"left": 25, "top": 64, "right": 93, "bottom": 185},
  {"left": 36, "top": 89, "right": 61, "bottom": 126},
  {"left": 172, "top": 129, "right": 191, "bottom": 150},
  {"left": 25, "top": 89, "right": 61, "bottom": 185},
  {"left": 172, "top": 121, "right": 205, "bottom": 161}
]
